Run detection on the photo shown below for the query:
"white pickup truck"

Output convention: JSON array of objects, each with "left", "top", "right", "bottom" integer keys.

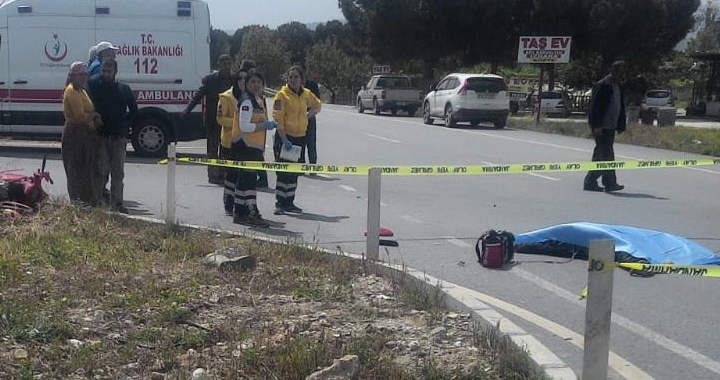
[{"left": 357, "top": 75, "right": 424, "bottom": 116}]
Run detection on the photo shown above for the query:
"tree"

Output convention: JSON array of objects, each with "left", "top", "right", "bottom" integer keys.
[
  {"left": 307, "top": 40, "right": 347, "bottom": 103},
  {"left": 555, "top": 0, "right": 700, "bottom": 89},
  {"left": 209, "top": 28, "right": 230, "bottom": 68},
  {"left": 315, "top": 20, "right": 366, "bottom": 57},
  {"left": 686, "top": 1, "right": 720, "bottom": 53},
  {"left": 276, "top": 22, "right": 315, "bottom": 66},
  {"left": 239, "top": 26, "right": 291, "bottom": 87}
]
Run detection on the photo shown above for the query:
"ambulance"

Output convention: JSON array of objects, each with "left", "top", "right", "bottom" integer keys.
[{"left": 0, "top": 0, "right": 211, "bottom": 156}]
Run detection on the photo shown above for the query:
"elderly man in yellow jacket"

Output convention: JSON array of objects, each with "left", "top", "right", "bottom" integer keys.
[{"left": 272, "top": 66, "right": 322, "bottom": 215}]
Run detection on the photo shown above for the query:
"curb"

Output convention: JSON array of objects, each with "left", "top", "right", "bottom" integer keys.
[{"left": 126, "top": 214, "right": 578, "bottom": 379}]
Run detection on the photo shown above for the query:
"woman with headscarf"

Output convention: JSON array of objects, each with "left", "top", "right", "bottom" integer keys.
[{"left": 62, "top": 61, "right": 102, "bottom": 205}]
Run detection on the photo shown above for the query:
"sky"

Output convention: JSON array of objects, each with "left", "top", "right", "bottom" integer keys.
[{"left": 204, "top": 0, "right": 347, "bottom": 31}]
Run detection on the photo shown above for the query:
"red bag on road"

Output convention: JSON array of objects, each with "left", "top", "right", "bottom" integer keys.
[{"left": 475, "top": 230, "right": 515, "bottom": 268}]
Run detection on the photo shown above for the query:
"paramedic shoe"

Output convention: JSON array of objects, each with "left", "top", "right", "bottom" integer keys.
[
  {"left": 604, "top": 184, "right": 625, "bottom": 193},
  {"left": 284, "top": 203, "right": 303, "bottom": 213},
  {"left": 115, "top": 204, "right": 129, "bottom": 214},
  {"left": 233, "top": 214, "right": 249, "bottom": 224},
  {"left": 583, "top": 184, "right": 604, "bottom": 192},
  {"left": 243, "top": 214, "right": 270, "bottom": 228}
]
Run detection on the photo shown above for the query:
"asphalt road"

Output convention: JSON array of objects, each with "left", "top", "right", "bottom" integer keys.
[{"left": 2, "top": 106, "right": 720, "bottom": 379}]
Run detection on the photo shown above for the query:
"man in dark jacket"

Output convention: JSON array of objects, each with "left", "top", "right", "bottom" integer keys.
[
  {"left": 182, "top": 54, "right": 233, "bottom": 184},
  {"left": 88, "top": 58, "right": 138, "bottom": 213},
  {"left": 584, "top": 61, "right": 626, "bottom": 193},
  {"left": 300, "top": 77, "right": 321, "bottom": 167}
]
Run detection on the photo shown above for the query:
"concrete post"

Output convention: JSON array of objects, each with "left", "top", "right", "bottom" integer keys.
[
  {"left": 582, "top": 239, "right": 615, "bottom": 380},
  {"left": 165, "top": 143, "right": 176, "bottom": 225},
  {"left": 366, "top": 168, "right": 381, "bottom": 261}
]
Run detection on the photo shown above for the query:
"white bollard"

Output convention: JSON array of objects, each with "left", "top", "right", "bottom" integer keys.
[
  {"left": 582, "top": 240, "right": 615, "bottom": 380},
  {"left": 366, "top": 168, "right": 381, "bottom": 261},
  {"left": 165, "top": 143, "right": 177, "bottom": 225}
]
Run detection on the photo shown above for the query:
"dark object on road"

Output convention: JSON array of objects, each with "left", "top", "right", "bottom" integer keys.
[
  {"left": 0, "top": 156, "right": 53, "bottom": 216},
  {"left": 475, "top": 230, "right": 515, "bottom": 268}
]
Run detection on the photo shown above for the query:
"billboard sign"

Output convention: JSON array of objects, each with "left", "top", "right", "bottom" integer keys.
[{"left": 518, "top": 36, "right": 571, "bottom": 64}]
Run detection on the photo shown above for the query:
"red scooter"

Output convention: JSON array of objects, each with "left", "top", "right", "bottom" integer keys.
[{"left": 0, "top": 156, "right": 53, "bottom": 217}]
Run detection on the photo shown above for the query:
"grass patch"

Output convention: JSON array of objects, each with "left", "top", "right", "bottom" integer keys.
[
  {"left": 509, "top": 115, "right": 720, "bottom": 157},
  {"left": 0, "top": 204, "right": 544, "bottom": 379}
]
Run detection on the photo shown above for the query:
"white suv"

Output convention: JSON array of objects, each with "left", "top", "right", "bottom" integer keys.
[{"left": 422, "top": 73, "right": 510, "bottom": 128}]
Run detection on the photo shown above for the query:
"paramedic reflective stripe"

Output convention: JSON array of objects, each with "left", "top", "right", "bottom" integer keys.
[
  {"left": 275, "top": 181, "right": 297, "bottom": 198},
  {"left": 160, "top": 157, "right": 720, "bottom": 176},
  {"left": 224, "top": 179, "right": 235, "bottom": 195}
]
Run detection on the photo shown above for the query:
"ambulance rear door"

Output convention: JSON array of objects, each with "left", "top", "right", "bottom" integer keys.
[
  {"left": 0, "top": 4, "right": 9, "bottom": 131},
  {"left": 6, "top": 0, "right": 96, "bottom": 134}
]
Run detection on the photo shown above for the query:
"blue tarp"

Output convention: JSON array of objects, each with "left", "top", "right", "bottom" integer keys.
[{"left": 515, "top": 222, "right": 720, "bottom": 265}]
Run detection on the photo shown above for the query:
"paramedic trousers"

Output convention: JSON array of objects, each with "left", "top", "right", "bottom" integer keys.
[
  {"left": 233, "top": 140, "right": 263, "bottom": 217},
  {"left": 61, "top": 123, "right": 98, "bottom": 206},
  {"left": 584, "top": 129, "right": 618, "bottom": 188},
  {"left": 206, "top": 121, "right": 223, "bottom": 181},
  {"left": 273, "top": 132, "right": 306, "bottom": 207},
  {"left": 94, "top": 135, "right": 127, "bottom": 207},
  {"left": 221, "top": 146, "right": 238, "bottom": 214},
  {"left": 300, "top": 116, "right": 317, "bottom": 164}
]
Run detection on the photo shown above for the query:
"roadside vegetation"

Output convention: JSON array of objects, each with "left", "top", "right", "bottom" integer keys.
[
  {"left": 0, "top": 204, "right": 543, "bottom": 379},
  {"left": 509, "top": 116, "right": 720, "bottom": 158}
]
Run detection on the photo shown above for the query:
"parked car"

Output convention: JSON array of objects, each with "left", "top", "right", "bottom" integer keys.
[
  {"left": 539, "top": 90, "right": 572, "bottom": 117},
  {"left": 642, "top": 89, "right": 674, "bottom": 111},
  {"left": 422, "top": 73, "right": 509, "bottom": 128},
  {"left": 357, "top": 75, "right": 424, "bottom": 116}
]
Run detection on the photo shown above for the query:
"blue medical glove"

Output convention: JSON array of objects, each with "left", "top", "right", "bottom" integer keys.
[
  {"left": 261, "top": 120, "right": 277, "bottom": 130},
  {"left": 283, "top": 139, "right": 293, "bottom": 151}
]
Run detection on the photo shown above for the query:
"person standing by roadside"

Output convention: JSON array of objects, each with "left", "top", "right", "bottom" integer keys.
[
  {"left": 62, "top": 61, "right": 102, "bottom": 205},
  {"left": 584, "top": 61, "right": 626, "bottom": 193},
  {"left": 88, "top": 41, "right": 119, "bottom": 78},
  {"left": 272, "top": 66, "right": 321, "bottom": 214},
  {"left": 88, "top": 58, "right": 138, "bottom": 213},
  {"left": 217, "top": 70, "right": 248, "bottom": 215},
  {"left": 182, "top": 54, "right": 234, "bottom": 184},
  {"left": 233, "top": 70, "right": 276, "bottom": 226},
  {"left": 300, "top": 74, "right": 321, "bottom": 167}
]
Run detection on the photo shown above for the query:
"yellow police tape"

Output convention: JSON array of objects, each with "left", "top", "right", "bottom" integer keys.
[
  {"left": 158, "top": 157, "right": 720, "bottom": 176},
  {"left": 616, "top": 262, "right": 720, "bottom": 278},
  {"left": 579, "top": 262, "right": 719, "bottom": 299}
]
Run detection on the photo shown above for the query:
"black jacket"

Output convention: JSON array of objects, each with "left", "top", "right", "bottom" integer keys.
[
  {"left": 88, "top": 77, "right": 138, "bottom": 137},
  {"left": 588, "top": 77, "right": 626, "bottom": 133},
  {"left": 184, "top": 71, "right": 233, "bottom": 127}
]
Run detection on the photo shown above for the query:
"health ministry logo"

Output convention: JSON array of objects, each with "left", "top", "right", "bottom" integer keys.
[{"left": 44, "top": 34, "right": 68, "bottom": 62}]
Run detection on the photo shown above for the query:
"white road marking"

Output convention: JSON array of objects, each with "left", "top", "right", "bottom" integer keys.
[
  {"left": 443, "top": 236, "right": 471, "bottom": 248},
  {"left": 400, "top": 214, "right": 422, "bottom": 224},
  {"left": 339, "top": 185, "right": 357, "bottom": 192},
  {"left": 513, "top": 267, "right": 720, "bottom": 377},
  {"left": 366, "top": 133, "right": 401, "bottom": 143},
  {"left": 475, "top": 290, "right": 653, "bottom": 380}
]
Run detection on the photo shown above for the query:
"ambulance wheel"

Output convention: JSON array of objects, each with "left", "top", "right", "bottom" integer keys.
[{"left": 132, "top": 118, "right": 169, "bottom": 157}]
